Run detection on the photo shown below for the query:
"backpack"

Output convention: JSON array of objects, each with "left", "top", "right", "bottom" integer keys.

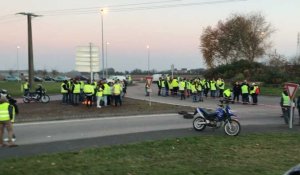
[{"left": 255, "top": 87, "right": 260, "bottom": 95}]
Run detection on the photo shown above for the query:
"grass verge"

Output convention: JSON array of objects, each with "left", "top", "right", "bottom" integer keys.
[
  {"left": 1, "top": 133, "right": 300, "bottom": 175},
  {"left": 0, "top": 81, "right": 61, "bottom": 97}
]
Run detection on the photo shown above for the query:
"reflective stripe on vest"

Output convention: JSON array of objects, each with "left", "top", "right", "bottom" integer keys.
[{"left": 0, "top": 103, "right": 10, "bottom": 121}]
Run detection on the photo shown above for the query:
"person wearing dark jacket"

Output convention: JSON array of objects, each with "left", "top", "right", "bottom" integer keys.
[{"left": 233, "top": 82, "right": 241, "bottom": 103}]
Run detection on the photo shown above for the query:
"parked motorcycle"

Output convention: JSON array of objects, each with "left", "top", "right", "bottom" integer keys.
[
  {"left": 193, "top": 101, "right": 241, "bottom": 136},
  {"left": 23, "top": 89, "right": 50, "bottom": 103}
]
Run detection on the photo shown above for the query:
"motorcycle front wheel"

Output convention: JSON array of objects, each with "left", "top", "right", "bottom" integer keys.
[
  {"left": 40, "top": 95, "right": 50, "bottom": 103},
  {"left": 224, "top": 119, "right": 241, "bottom": 136},
  {"left": 193, "top": 116, "right": 206, "bottom": 131}
]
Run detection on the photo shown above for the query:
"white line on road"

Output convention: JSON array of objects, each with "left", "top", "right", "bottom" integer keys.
[{"left": 15, "top": 113, "right": 177, "bottom": 126}]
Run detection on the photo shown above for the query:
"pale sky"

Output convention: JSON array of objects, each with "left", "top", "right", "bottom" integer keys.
[{"left": 0, "top": 0, "right": 300, "bottom": 72}]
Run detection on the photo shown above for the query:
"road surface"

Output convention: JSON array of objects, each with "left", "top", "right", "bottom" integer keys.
[{"left": 1, "top": 82, "right": 299, "bottom": 159}]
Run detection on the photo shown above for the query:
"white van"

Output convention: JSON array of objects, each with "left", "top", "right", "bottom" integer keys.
[{"left": 152, "top": 74, "right": 162, "bottom": 83}]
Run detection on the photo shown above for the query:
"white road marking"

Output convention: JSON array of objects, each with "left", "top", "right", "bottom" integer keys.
[{"left": 15, "top": 113, "right": 177, "bottom": 126}]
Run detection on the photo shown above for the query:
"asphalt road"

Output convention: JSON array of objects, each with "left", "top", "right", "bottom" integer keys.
[{"left": 1, "top": 82, "right": 299, "bottom": 159}]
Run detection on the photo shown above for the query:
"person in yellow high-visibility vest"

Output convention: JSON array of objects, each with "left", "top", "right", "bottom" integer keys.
[
  {"left": 83, "top": 80, "right": 95, "bottom": 107},
  {"left": 103, "top": 80, "right": 111, "bottom": 106},
  {"left": 113, "top": 80, "right": 122, "bottom": 106},
  {"left": 61, "top": 80, "right": 69, "bottom": 104},
  {"left": 96, "top": 82, "right": 104, "bottom": 108},
  {"left": 72, "top": 80, "right": 81, "bottom": 105},
  {"left": 179, "top": 79, "right": 186, "bottom": 100},
  {"left": 281, "top": 88, "right": 291, "bottom": 124},
  {"left": 241, "top": 80, "right": 249, "bottom": 104},
  {"left": 0, "top": 97, "right": 17, "bottom": 147},
  {"left": 21, "top": 79, "right": 30, "bottom": 96}
]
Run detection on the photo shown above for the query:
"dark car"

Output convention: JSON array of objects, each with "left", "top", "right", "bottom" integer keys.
[
  {"left": 44, "top": 76, "right": 54, "bottom": 81},
  {"left": 74, "top": 75, "right": 89, "bottom": 81},
  {"left": 34, "top": 76, "right": 44, "bottom": 82}
]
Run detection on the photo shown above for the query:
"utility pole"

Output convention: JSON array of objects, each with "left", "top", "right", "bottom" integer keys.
[
  {"left": 100, "top": 9, "right": 105, "bottom": 79},
  {"left": 297, "top": 32, "right": 300, "bottom": 57},
  {"left": 16, "top": 12, "right": 41, "bottom": 89}
]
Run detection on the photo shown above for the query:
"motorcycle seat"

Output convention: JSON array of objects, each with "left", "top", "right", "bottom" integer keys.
[{"left": 199, "top": 108, "right": 216, "bottom": 120}]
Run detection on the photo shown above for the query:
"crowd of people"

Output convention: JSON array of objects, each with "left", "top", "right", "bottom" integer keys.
[
  {"left": 151, "top": 76, "right": 260, "bottom": 105},
  {"left": 1, "top": 75, "right": 300, "bottom": 147},
  {"left": 59, "top": 78, "right": 128, "bottom": 108}
]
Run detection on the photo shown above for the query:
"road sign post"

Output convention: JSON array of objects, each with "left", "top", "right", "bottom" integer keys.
[{"left": 284, "top": 83, "right": 299, "bottom": 129}]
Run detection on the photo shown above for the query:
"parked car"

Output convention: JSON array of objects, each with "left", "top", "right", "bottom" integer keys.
[
  {"left": 107, "top": 75, "right": 126, "bottom": 83},
  {"left": 4, "top": 75, "right": 21, "bottom": 81},
  {"left": 44, "top": 76, "right": 54, "bottom": 81},
  {"left": 34, "top": 76, "right": 44, "bottom": 82},
  {"left": 53, "top": 76, "right": 70, "bottom": 82},
  {"left": 74, "top": 75, "right": 89, "bottom": 81}
]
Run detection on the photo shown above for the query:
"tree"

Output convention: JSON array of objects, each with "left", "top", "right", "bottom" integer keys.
[
  {"left": 131, "top": 69, "right": 143, "bottom": 74},
  {"left": 51, "top": 69, "right": 59, "bottom": 77},
  {"left": 200, "top": 12, "right": 274, "bottom": 68},
  {"left": 267, "top": 50, "right": 287, "bottom": 67},
  {"left": 41, "top": 69, "right": 48, "bottom": 77}
]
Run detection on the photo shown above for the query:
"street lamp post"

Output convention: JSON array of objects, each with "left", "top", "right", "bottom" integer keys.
[
  {"left": 17, "top": 46, "right": 20, "bottom": 82},
  {"left": 105, "top": 42, "right": 110, "bottom": 78},
  {"left": 100, "top": 9, "right": 105, "bottom": 79},
  {"left": 147, "top": 45, "right": 150, "bottom": 75}
]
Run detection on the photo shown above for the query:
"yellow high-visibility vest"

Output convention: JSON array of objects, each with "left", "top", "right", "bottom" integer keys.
[
  {"left": 0, "top": 102, "right": 10, "bottom": 121},
  {"left": 84, "top": 84, "right": 94, "bottom": 94},
  {"left": 61, "top": 83, "right": 68, "bottom": 94},
  {"left": 223, "top": 89, "right": 231, "bottom": 98},
  {"left": 113, "top": 84, "right": 122, "bottom": 95},
  {"left": 191, "top": 84, "right": 197, "bottom": 93},
  {"left": 282, "top": 93, "right": 290, "bottom": 106},
  {"left": 96, "top": 87, "right": 103, "bottom": 97},
  {"left": 73, "top": 84, "right": 81, "bottom": 94},
  {"left": 241, "top": 85, "right": 249, "bottom": 94},
  {"left": 103, "top": 84, "right": 111, "bottom": 95}
]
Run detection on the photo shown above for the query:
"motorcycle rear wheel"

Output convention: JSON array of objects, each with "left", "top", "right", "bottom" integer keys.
[
  {"left": 40, "top": 95, "right": 50, "bottom": 103},
  {"left": 224, "top": 119, "right": 241, "bottom": 136},
  {"left": 193, "top": 116, "right": 206, "bottom": 131},
  {"left": 23, "top": 97, "right": 30, "bottom": 103}
]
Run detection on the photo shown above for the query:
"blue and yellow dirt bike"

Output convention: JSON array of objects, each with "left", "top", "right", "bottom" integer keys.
[{"left": 192, "top": 101, "right": 241, "bottom": 136}]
